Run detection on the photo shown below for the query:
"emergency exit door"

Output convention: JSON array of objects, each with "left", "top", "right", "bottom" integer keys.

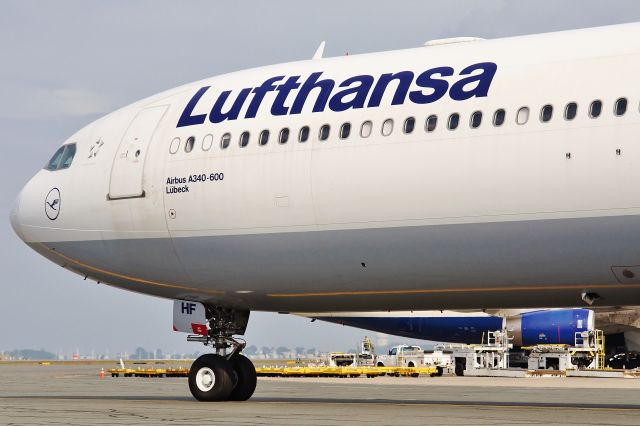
[{"left": 108, "top": 105, "right": 168, "bottom": 200}]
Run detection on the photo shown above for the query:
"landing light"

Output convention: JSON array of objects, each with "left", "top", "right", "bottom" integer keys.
[{"left": 581, "top": 291, "right": 600, "bottom": 306}]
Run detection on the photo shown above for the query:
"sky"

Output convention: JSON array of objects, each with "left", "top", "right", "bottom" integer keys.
[{"left": 2, "top": 0, "right": 640, "bottom": 357}]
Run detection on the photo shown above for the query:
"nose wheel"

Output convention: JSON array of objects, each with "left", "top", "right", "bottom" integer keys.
[
  {"left": 228, "top": 354, "right": 257, "bottom": 401},
  {"left": 188, "top": 354, "right": 233, "bottom": 401},
  {"left": 185, "top": 306, "right": 257, "bottom": 401},
  {"left": 188, "top": 353, "right": 257, "bottom": 401}
]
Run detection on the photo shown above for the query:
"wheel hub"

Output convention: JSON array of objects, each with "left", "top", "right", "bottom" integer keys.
[{"left": 195, "top": 367, "right": 216, "bottom": 392}]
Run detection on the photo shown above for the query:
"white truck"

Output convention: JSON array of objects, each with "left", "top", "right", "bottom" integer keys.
[
  {"left": 375, "top": 345, "right": 426, "bottom": 368},
  {"left": 423, "top": 348, "right": 453, "bottom": 376}
]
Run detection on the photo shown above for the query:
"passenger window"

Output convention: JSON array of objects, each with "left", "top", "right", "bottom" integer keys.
[
  {"left": 59, "top": 144, "right": 76, "bottom": 169},
  {"left": 202, "top": 134, "right": 213, "bottom": 151},
  {"left": 470, "top": 111, "right": 482, "bottom": 128},
  {"left": 615, "top": 98, "right": 628, "bottom": 116},
  {"left": 279, "top": 128, "right": 289, "bottom": 144},
  {"left": 239, "top": 131, "right": 250, "bottom": 147},
  {"left": 184, "top": 136, "right": 195, "bottom": 153},
  {"left": 169, "top": 137, "right": 180, "bottom": 154},
  {"left": 340, "top": 123, "right": 351, "bottom": 139},
  {"left": 299, "top": 126, "right": 310, "bottom": 143},
  {"left": 565, "top": 102, "right": 578, "bottom": 120},
  {"left": 589, "top": 100, "right": 602, "bottom": 118},
  {"left": 403, "top": 117, "right": 415, "bottom": 134},
  {"left": 448, "top": 113, "right": 459, "bottom": 130},
  {"left": 516, "top": 107, "right": 530, "bottom": 125},
  {"left": 493, "top": 109, "right": 505, "bottom": 126},
  {"left": 220, "top": 133, "right": 231, "bottom": 149},
  {"left": 425, "top": 115, "right": 437, "bottom": 132},
  {"left": 319, "top": 124, "right": 330, "bottom": 141},
  {"left": 382, "top": 119, "right": 394, "bottom": 136},
  {"left": 540, "top": 105, "right": 553, "bottom": 122},
  {"left": 258, "top": 130, "right": 269, "bottom": 146},
  {"left": 360, "top": 121, "right": 372, "bottom": 138}
]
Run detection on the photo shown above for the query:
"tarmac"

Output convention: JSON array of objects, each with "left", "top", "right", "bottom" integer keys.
[{"left": 2, "top": 362, "right": 640, "bottom": 425}]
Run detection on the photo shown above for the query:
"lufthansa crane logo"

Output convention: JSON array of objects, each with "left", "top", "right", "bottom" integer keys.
[{"left": 45, "top": 188, "right": 61, "bottom": 220}]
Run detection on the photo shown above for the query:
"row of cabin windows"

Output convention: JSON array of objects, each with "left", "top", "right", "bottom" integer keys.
[
  {"left": 174, "top": 117, "right": 435, "bottom": 153},
  {"left": 175, "top": 119, "right": 418, "bottom": 153},
  {"left": 171, "top": 97, "right": 630, "bottom": 154},
  {"left": 452, "top": 98, "right": 628, "bottom": 131}
]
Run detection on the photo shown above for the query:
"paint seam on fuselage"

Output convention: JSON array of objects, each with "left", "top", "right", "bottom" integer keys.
[
  {"left": 39, "top": 243, "right": 224, "bottom": 295},
  {"left": 267, "top": 283, "right": 639, "bottom": 298},
  {"left": 35, "top": 243, "right": 640, "bottom": 301}
]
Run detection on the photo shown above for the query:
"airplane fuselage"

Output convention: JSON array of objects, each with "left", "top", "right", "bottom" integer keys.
[{"left": 12, "top": 23, "right": 640, "bottom": 313}]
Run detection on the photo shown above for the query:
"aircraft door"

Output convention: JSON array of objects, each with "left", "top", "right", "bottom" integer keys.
[{"left": 108, "top": 105, "right": 168, "bottom": 200}]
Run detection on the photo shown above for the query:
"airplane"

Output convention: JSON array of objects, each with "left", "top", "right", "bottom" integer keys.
[
  {"left": 10, "top": 22, "right": 640, "bottom": 401},
  {"left": 303, "top": 307, "right": 640, "bottom": 350}
]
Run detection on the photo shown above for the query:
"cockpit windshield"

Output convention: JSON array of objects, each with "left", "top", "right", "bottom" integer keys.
[
  {"left": 60, "top": 144, "right": 76, "bottom": 169},
  {"left": 45, "top": 143, "right": 76, "bottom": 171}
]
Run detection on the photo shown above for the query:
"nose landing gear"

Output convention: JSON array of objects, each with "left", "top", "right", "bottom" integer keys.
[
  {"left": 186, "top": 306, "right": 257, "bottom": 402},
  {"left": 189, "top": 354, "right": 234, "bottom": 401},
  {"left": 228, "top": 353, "right": 258, "bottom": 401}
]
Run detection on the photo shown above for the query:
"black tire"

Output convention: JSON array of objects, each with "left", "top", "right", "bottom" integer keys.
[
  {"left": 455, "top": 360, "right": 465, "bottom": 377},
  {"left": 188, "top": 354, "right": 234, "bottom": 402},
  {"left": 435, "top": 366, "right": 444, "bottom": 377},
  {"left": 228, "top": 354, "right": 257, "bottom": 401}
]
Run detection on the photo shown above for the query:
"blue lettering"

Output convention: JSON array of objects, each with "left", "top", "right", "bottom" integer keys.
[
  {"left": 176, "top": 86, "right": 210, "bottom": 128},
  {"left": 175, "top": 62, "right": 498, "bottom": 128},
  {"left": 449, "top": 62, "right": 497, "bottom": 101},
  {"left": 209, "top": 88, "right": 252, "bottom": 124},
  {"left": 271, "top": 76, "right": 301, "bottom": 116},
  {"left": 328, "top": 75, "right": 374, "bottom": 112},
  {"left": 409, "top": 66, "right": 453, "bottom": 104},
  {"left": 181, "top": 302, "right": 196, "bottom": 315},
  {"left": 291, "top": 72, "right": 335, "bottom": 114},
  {"left": 367, "top": 71, "right": 414, "bottom": 107},
  {"left": 245, "top": 76, "right": 284, "bottom": 118}
]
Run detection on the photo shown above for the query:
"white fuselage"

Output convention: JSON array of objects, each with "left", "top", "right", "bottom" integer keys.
[{"left": 11, "top": 23, "right": 640, "bottom": 313}]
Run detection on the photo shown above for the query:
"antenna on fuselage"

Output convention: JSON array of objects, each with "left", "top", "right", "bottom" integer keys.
[{"left": 312, "top": 41, "right": 326, "bottom": 60}]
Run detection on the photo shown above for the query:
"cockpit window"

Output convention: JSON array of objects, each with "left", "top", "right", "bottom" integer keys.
[
  {"left": 45, "top": 143, "right": 77, "bottom": 171},
  {"left": 45, "top": 146, "right": 65, "bottom": 171},
  {"left": 59, "top": 144, "right": 76, "bottom": 169}
]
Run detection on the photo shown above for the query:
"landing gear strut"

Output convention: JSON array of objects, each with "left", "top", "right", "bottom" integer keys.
[{"left": 186, "top": 306, "right": 256, "bottom": 402}]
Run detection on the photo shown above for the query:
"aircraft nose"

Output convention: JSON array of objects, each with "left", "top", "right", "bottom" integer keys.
[{"left": 10, "top": 189, "right": 24, "bottom": 241}]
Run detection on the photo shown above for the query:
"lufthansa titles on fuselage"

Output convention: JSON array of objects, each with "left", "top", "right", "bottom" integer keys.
[{"left": 176, "top": 62, "right": 497, "bottom": 128}]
